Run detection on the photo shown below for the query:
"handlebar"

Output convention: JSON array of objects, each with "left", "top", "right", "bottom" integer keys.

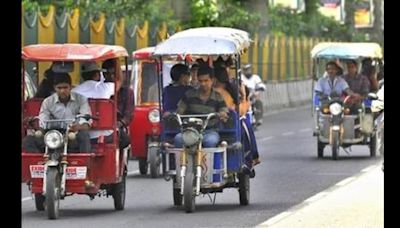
[{"left": 167, "top": 113, "right": 219, "bottom": 130}]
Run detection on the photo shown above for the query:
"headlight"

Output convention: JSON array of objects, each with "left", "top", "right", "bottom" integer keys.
[
  {"left": 44, "top": 130, "right": 64, "bottom": 149},
  {"left": 329, "top": 103, "right": 342, "bottom": 115},
  {"left": 182, "top": 128, "right": 201, "bottom": 147},
  {"left": 148, "top": 109, "right": 160, "bottom": 123}
]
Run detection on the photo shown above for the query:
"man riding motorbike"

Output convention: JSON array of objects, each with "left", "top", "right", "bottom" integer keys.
[{"left": 241, "top": 64, "right": 266, "bottom": 126}]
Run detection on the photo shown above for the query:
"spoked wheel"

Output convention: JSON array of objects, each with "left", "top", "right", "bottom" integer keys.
[
  {"left": 238, "top": 173, "right": 250, "bottom": 205},
  {"left": 138, "top": 158, "right": 148, "bottom": 175},
  {"left": 317, "top": 139, "right": 325, "bottom": 158},
  {"left": 149, "top": 147, "right": 161, "bottom": 178},
  {"left": 331, "top": 131, "right": 340, "bottom": 160},
  {"left": 184, "top": 155, "right": 195, "bottom": 213},
  {"left": 112, "top": 172, "right": 126, "bottom": 210},
  {"left": 34, "top": 193, "right": 45, "bottom": 211},
  {"left": 46, "top": 167, "right": 61, "bottom": 219},
  {"left": 369, "top": 133, "right": 377, "bottom": 157}
]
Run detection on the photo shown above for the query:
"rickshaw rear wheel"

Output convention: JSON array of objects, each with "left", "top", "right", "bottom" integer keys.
[
  {"left": 184, "top": 155, "right": 195, "bottom": 213},
  {"left": 139, "top": 158, "right": 148, "bottom": 175},
  {"left": 46, "top": 167, "right": 60, "bottom": 219},
  {"left": 238, "top": 173, "right": 250, "bottom": 205},
  {"left": 331, "top": 131, "right": 339, "bottom": 160},
  {"left": 317, "top": 140, "right": 324, "bottom": 158},
  {"left": 149, "top": 147, "right": 161, "bottom": 178},
  {"left": 112, "top": 173, "right": 126, "bottom": 210},
  {"left": 34, "top": 193, "right": 45, "bottom": 211},
  {"left": 369, "top": 133, "right": 377, "bottom": 157}
]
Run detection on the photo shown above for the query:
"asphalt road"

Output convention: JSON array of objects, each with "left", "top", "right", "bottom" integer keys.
[{"left": 21, "top": 106, "right": 382, "bottom": 227}]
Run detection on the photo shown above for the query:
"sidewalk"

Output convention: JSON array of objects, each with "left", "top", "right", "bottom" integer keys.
[{"left": 257, "top": 165, "right": 384, "bottom": 228}]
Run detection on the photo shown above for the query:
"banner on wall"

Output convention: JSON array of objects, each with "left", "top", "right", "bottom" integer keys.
[
  {"left": 269, "top": 0, "right": 305, "bottom": 12},
  {"left": 354, "top": 0, "right": 374, "bottom": 28},
  {"left": 318, "top": 0, "right": 345, "bottom": 23}
]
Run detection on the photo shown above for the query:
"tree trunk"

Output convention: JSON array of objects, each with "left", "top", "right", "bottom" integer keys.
[
  {"left": 243, "top": 0, "right": 269, "bottom": 35},
  {"left": 344, "top": 0, "right": 356, "bottom": 41}
]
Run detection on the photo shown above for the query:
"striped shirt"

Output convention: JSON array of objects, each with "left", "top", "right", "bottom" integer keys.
[{"left": 176, "top": 88, "right": 228, "bottom": 115}]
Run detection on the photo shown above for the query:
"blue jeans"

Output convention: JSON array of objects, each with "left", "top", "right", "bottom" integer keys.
[{"left": 174, "top": 130, "right": 220, "bottom": 148}]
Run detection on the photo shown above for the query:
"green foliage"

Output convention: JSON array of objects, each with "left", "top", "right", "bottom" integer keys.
[
  {"left": 188, "top": 0, "right": 261, "bottom": 32},
  {"left": 268, "top": 5, "right": 348, "bottom": 40}
]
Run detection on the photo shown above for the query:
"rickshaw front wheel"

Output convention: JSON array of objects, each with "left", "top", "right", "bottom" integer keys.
[
  {"left": 34, "top": 193, "right": 45, "bottom": 211},
  {"left": 184, "top": 155, "right": 195, "bottom": 213},
  {"left": 331, "top": 131, "right": 339, "bottom": 160},
  {"left": 46, "top": 167, "right": 60, "bottom": 219},
  {"left": 149, "top": 147, "right": 161, "bottom": 178}
]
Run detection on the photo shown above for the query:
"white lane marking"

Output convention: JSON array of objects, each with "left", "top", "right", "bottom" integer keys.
[
  {"left": 335, "top": 177, "right": 355, "bottom": 186},
  {"left": 304, "top": 192, "right": 329, "bottom": 203},
  {"left": 257, "top": 211, "right": 292, "bottom": 227},
  {"left": 128, "top": 170, "right": 140, "bottom": 175},
  {"left": 281, "top": 131, "right": 294, "bottom": 136},
  {"left": 361, "top": 165, "right": 376, "bottom": 172},
  {"left": 299, "top": 128, "right": 312, "bottom": 132},
  {"left": 259, "top": 136, "right": 274, "bottom": 141},
  {"left": 22, "top": 197, "right": 31, "bottom": 202}
]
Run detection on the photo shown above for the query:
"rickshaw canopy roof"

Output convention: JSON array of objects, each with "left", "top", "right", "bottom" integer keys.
[
  {"left": 311, "top": 42, "right": 383, "bottom": 59},
  {"left": 153, "top": 27, "right": 251, "bottom": 57},
  {"left": 22, "top": 44, "right": 128, "bottom": 61},
  {"left": 132, "top": 47, "right": 155, "bottom": 60}
]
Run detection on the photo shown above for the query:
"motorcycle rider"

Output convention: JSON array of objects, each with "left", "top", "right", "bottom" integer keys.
[{"left": 241, "top": 64, "right": 266, "bottom": 126}]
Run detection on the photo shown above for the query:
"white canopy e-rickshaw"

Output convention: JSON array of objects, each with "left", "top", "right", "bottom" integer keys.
[
  {"left": 153, "top": 27, "right": 253, "bottom": 212},
  {"left": 311, "top": 42, "right": 383, "bottom": 160}
]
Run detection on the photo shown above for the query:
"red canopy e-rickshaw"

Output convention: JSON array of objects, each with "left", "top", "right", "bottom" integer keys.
[
  {"left": 22, "top": 44, "right": 129, "bottom": 219},
  {"left": 129, "top": 47, "right": 164, "bottom": 178}
]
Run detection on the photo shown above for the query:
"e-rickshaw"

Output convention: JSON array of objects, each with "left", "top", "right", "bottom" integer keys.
[
  {"left": 22, "top": 44, "right": 129, "bottom": 219},
  {"left": 153, "top": 27, "right": 253, "bottom": 213},
  {"left": 129, "top": 47, "right": 163, "bottom": 177},
  {"left": 311, "top": 42, "right": 383, "bottom": 160}
]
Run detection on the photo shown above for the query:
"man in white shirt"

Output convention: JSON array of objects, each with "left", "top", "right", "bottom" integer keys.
[
  {"left": 241, "top": 64, "right": 266, "bottom": 125},
  {"left": 72, "top": 61, "right": 120, "bottom": 143}
]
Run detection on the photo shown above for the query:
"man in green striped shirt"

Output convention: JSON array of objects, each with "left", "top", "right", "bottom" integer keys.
[{"left": 174, "top": 64, "right": 229, "bottom": 148}]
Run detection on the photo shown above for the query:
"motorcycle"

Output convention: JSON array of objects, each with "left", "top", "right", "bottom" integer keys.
[
  {"left": 248, "top": 83, "right": 266, "bottom": 130},
  {"left": 369, "top": 87, "right": 384, "bottom": 170},
  {"left": 27, "top": 114, "right": 97, "bottom": 219}
]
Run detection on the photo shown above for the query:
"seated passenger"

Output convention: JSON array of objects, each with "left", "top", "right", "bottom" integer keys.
[
  {"left": 214, "top": 66, "right": 260, "bottom": 176},
  {"left": 315, "top": 61, "right": 354, "bottom": 104},
  {"left": 173, "top": 65, "right": 229, "bottom": 148},
  {"left": 343, "top": 60, "right": 370, "bottom": 113},
  {"left": 72, "top": 61, "right": 119, "bottom": 144},
  {"left": 361, "top": 58, "right": 379, "bottom": 92},
  {"left": 162, "top": 64, "right": 193, "bottom": 113},
  {"left": 102, "top": 59, "right": 132, "bottom": 150},
  {"left": 35, "top": 68, "right": 55, "bottom": 98},
  {"left": 22, "top": 73, "right": 91, "bottom": 153}
]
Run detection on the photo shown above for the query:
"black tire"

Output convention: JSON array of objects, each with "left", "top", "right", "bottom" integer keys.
[
  {"left": 184, "top": 155, "right": 195, "bottom": 213},
  {"left": 317, "top": 139, "right": 324, "bottom": 158},
  {"left": 149, "top": 147, "right": 161, "bottom": 178},
  {"left": 34, "top": 193, "right": 45, "bottom": 211},
  {"left": 369, "top": 133, "right": 377, "bottom": 157},
  {"left": 46, "top": 167, "right": 60, "bottom": 219},
  {"left": 331, "top": 131, "right": 339, "bottom": 160},
  {"left": 173, "top": 188, "right": 182, "bottom": 206},
  {"left": 238, "top": 173, "right": 250, "bottom": 205},
  {"left": 112, "top": 173, "right": 126, "bottom": 210},
  {"left": 138, "top": 158, "right": 148, "bottom": 175}
]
